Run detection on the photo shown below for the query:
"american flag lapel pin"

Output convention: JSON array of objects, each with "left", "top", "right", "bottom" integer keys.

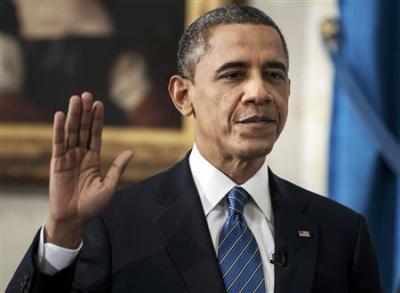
[{"left": 298, "top": 230, "right": 312, "bottom": 238}]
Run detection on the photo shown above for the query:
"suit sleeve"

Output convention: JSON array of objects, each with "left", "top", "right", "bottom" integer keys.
[
  {"left": 349, "top": 214, "right": 383, "bottom": 293},
  {"left": 6, "top": 217, "right": 112, "bottom": 293}
]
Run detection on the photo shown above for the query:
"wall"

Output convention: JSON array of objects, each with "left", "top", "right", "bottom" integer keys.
[{"left": 1, "top": 185, "right": 48, "bottom": 291}]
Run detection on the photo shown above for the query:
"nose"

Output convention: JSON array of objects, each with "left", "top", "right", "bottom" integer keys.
[{"left": 242, "top": 75, "right": 272, "bottom": 105}]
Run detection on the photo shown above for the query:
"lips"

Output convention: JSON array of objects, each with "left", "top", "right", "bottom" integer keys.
[{"left": 236, "top": 115, "right": 277, "bottom": 124}]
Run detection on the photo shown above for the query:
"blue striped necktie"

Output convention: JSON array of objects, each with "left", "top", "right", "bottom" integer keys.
[{"left": 218, "top": 186, "right": 265, "bottom": 293}]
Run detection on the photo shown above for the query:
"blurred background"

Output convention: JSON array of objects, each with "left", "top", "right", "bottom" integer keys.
[
  {"left": 0, "top": 0, "right": 184, "bottom": 127},
  {"left": 1, "top": 0, "right": 399, "bottom": 292}
]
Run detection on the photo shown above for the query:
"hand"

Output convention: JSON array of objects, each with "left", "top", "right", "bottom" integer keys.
[{"left": 45, "top": 92, "right": 133, "bottom": 248}]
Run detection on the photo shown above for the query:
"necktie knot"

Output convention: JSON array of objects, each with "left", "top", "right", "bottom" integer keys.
[{"left": 227, "top": 186, "right": 250, "bottom": 215}]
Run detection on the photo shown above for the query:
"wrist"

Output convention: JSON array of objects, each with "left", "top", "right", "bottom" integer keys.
[{"left": 44, "top": 218, "right": 85, "bottom": 249}]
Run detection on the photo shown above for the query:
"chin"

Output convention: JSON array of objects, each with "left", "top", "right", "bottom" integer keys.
[{"left": 234, "top": 142, "right": 275, "bottom": 160}]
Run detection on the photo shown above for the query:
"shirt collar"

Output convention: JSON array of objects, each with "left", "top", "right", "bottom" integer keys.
[{"left": 189, "top": 144, "right": 272, "bottom": 222}]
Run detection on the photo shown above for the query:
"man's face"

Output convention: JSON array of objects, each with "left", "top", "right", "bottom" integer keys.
[{"left": 189, "top": 23, "right": 290, "bottom": 162}]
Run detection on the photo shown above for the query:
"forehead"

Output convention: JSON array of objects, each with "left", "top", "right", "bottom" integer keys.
[{"left": 201, "top": 23, "right": 287, "bottom": 68}]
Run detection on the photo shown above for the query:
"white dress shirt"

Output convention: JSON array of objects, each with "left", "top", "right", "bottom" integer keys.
[
  {"left": 38, "top": 144, "right": 275, "bottom": 292},
  {"left": 189, "top": 145, "right": 275, "bottom": 293},
  {"left": 37, "top": 227, "right": 82, "bottom": 275}
]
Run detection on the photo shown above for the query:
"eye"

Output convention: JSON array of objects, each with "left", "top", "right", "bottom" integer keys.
[
  {"left": 221, "top": 71, "right": 245, "bottom": 80},
  {"left": 266, "top": 71, "right": 286, "bottom": 82}
]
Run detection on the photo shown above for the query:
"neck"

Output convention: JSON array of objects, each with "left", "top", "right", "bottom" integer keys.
[{"left": 195, "top": 144, "right": 266, "bottom": 185}]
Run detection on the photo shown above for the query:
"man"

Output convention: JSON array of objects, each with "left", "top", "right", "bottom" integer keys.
[{"left": 7, "top": 5, "right": 382, "bottom": 293}]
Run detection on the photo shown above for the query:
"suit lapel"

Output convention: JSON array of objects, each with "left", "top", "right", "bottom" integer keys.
[
  {"left": 269, "top": 170, "right": 319, "bottom": 293},
  {"left": 153, "top": 156, "right": 226, "bottom": 293}
]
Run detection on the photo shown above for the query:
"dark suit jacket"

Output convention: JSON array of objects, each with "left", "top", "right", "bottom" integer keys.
[{"left": 7, "top": 154, "right": 382, "bottom": 293}]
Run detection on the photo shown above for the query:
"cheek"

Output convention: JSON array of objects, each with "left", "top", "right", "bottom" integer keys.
[
  {"left": 194, "top": 91, "right": 224, "bottom": 131},
  {"left": 205, "top": 91, "right": 233, "bottom": 120},
  {"left": 194, "top": 85, "right": 241, "bottom": 135},
  {"left": 218, "top": 97, "right": 242, "bottom": 134},
  {"left": 276, "top": 97, "right": 289, "bottom": 131}
]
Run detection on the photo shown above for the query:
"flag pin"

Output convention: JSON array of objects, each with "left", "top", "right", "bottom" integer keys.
[{"left": 298, "top": 230, "right": 311, "bottom": 238}]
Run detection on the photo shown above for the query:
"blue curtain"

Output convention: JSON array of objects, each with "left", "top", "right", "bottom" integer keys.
[{"left": 328, "top": 1, "right": 400, "bottom": 292}]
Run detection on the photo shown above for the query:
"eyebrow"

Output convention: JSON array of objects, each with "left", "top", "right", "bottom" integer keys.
[
  {"left": 214, "top": 61, "right": 249, "bottom": 75},
  {"left": 262, "top": 61, "right": 288, "bottom": 74},
  {"left": 214, "top": 60, "right": 288, "bottom": 76}
]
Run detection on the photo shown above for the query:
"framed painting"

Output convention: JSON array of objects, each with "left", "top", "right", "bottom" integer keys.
[{"left": 0, "top": 0, "right": 235, "bottom": 183}]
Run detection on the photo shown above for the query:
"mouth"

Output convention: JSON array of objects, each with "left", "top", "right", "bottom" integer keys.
[{"left": 236, "top": 115, "right": 277, "bottom": 124}]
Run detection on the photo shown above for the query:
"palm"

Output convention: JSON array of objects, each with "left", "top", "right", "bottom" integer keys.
[{"left": 48, "top": 93, "right": 132, "bottom": 227}]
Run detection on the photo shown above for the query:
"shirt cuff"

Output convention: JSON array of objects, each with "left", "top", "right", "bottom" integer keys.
[{"left": 37, "top": 224, "right": 83, "bottom": 275}]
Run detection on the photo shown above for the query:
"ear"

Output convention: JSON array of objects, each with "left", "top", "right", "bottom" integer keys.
[{"left": 168, "top": 75, "right": 194, "bottom": 117}]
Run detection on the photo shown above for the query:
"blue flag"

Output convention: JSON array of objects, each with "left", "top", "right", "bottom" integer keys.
[{"left": 328, "top": 1, "right": 400, "bottom": 292}]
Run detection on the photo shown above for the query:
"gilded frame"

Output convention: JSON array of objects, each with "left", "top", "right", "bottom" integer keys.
[{"left": 0, "top": 0, "right": 233, "bottom": 183}]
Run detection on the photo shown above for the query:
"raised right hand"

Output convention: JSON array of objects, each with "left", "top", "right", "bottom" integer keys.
[{"left": 45, "top": 92, "right": 133, "bottom": 248}]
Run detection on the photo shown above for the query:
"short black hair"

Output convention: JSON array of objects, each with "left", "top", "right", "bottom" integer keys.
[{"left": 177, "top": 4, "right": 289, "bottom": 81}]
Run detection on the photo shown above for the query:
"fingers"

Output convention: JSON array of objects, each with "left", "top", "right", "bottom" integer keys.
[
  {"left": 65, "top": 95, "right": 81, "bottom": 150},
  {"left": 89, "top": 101, "right": 104, "bottom": 153},
  {"left": 103, "top": 151, "right": 134, "bottom": 189},
  {"left": 52, "top": 111, "right": 66, "bottom": 158},
  {"left": 64, "top": 92, "right": 101, "bottom": 151},
  {"left": 78, "top": 92, "right": 94, "bottom": 148}
]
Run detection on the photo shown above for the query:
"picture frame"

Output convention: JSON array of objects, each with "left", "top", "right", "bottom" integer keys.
[{"left": 0, "top": 0, "right": 234, "bottom": 183}]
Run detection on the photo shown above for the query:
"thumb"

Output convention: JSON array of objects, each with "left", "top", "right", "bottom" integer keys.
[{"left": 103, "top": 150, "right": 133, "bottom": 190}]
